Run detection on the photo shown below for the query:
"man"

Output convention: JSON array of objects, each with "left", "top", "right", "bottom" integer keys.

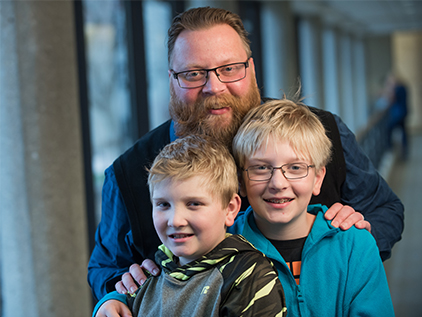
[{"left": 88, "top": 7, "right": 404, "bottom": 301}]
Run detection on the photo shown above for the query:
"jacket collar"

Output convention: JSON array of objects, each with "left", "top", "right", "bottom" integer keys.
[
  {"left": 239, "top": 204, "right": 340, "bottom": 262},
  {"left": 155, "top": 233, "right": 259, "bottom": 281}
]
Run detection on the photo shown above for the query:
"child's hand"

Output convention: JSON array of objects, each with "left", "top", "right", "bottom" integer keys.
[{"left": 96, "top": 299, "right": 132, "bottom": 317}]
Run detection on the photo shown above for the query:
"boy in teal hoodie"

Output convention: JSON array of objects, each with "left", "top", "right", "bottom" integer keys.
[{"left": 230, "top": 98, "right": 395, "bottom": 316}]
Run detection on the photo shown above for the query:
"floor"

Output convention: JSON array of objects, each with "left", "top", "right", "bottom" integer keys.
[{"left": 383, "top": 133, "right": 422, "bottom": 316}]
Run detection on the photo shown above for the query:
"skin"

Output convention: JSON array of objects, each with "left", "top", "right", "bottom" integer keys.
[
  {"left": 114, "top": 23, "right": 371, "bottom": 297},
  {"left": 152, "top": 176, "right": 240, "bottom": 266},
  {"left": 240, "top": 138, "right": 326, "bottom": 241},
  {"left": 96, "top": 299, "right": 132, "bottom": 317}
]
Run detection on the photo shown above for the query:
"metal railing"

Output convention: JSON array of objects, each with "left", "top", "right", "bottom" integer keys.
[{"left": 356, "top": 108, "right": 390, "bottom": 169}]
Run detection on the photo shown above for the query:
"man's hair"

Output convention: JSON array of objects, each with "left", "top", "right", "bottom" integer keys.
[
  {"left": 167, "top": 6, "right": 251, "bottom": 66},
  {"left": 232, "top": 98, "right": 332, "bottom": 171},
  {"left": 148, "top": 135, "right": 238, "bottom": 207}
]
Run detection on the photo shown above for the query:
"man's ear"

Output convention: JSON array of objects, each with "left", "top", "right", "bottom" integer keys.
[
  {"left": 312, "top": 166, "right": 326, "bottom": 196},
  {"left": 249, "top": 57, "right": 256, "bottom": 77},
  {"left": 225, "top": 194, "right": 241, "bottom": 227}
]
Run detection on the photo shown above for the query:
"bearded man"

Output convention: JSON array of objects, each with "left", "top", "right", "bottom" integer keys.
[{"left": 88, "top": 7, "right": 403, "bottom": 302}]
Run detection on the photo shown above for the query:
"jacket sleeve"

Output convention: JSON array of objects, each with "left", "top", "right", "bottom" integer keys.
[
  {"left": 220, "top": 252, "right": 287, "bottom": 317},
  {"left": 344, "top": 229, "right": 395, "bottom": 316},
  {"left": 92, "top": 291, "right": 128, "bottom": 317},
  {"left": 334, "top": 114, "right": 404, "bottom": 261},
  {"left": 87, "top": 166, "right": 135, "bottom": 301}
]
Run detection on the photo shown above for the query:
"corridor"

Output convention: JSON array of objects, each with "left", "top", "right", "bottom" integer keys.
[{"left": 383, "top": 133, "right": 422, "bottom": 316}]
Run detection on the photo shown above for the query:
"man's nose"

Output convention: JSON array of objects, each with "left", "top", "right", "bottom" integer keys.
[{"left": 202, "top": 70, "right": 226, "bottom": 95}]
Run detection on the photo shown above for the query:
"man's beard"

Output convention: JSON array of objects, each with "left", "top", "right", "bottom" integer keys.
[{"left": 169, "top": 80, "right": 261, "bottom": 149}]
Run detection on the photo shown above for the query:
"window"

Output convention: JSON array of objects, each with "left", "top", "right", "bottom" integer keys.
[{"left": 81, "top": 0, "right": 135, "bottom": 224}]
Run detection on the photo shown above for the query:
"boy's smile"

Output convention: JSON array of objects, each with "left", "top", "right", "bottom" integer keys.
[
  {"left": 152, "top": 176, "right": 239, "bottom": 266},
  {"left": 241, "top": 137, "right": 325, "bottom": 240}
]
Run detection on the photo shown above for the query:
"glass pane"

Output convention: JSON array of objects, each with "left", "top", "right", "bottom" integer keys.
[
  {"left": 82, "top": 0, "right": 134, "bottom": 224},
  {"left": 143, "top": 0, "right": 172, "bottom": 130}
]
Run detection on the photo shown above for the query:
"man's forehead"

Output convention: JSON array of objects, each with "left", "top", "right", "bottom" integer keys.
[{"left": 170, "top": 24, "right": 248, "bottom": 69}]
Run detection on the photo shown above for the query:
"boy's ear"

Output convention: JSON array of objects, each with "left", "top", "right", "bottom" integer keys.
[
  {"left": 312, "top": 166, "right": 326, "bottom": 196},
  {"left": 238, "top": 172, "right": 247, "bottom": 197},
  {"left": 225, "top": 194, "right": 241, "bottom": 227}
]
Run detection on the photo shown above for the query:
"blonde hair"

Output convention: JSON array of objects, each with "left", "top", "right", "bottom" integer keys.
[
  {"left": 167, "top": 6, "right": 251, "bottom": 66},
  {"left": 148, "top": 135, "right": 238, "bottom": 207},
  {"left": 232, "top": 99, "right": 332, "bottom": 171}
]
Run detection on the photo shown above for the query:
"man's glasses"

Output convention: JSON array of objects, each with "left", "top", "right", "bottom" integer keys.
[
  {"left": 170, "top": 60, "right": 249, "bottom": 89},
  {"left": 243, "top": 163, "right": 315, "bottom": 181}
]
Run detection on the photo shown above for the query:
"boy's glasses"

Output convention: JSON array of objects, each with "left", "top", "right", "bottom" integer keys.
[
  {"left": 170, "top": 60, "right": 249, "bottom": 89},
  {"left": 243, "top": 163, "right": 315, "bottom": 181}
]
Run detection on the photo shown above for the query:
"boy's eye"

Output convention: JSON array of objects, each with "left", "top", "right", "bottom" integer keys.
[
  {"left": 286, "top": 163, "right": 306, "bottom": 172},
  {"left": 156, "top": 201, "right": 170, "bottom": 209},
  {"left": 252, "top": 165, "right": 272, "bottom": 173},
  {"left": 187, "top": 201, "right": 203, "bottom": 208}
]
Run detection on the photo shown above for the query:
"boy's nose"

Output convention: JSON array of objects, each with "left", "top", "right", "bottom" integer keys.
[
  {"left": 168, "top": 208, "right": 188, "bottom": 228},
  {"left": 269, "top": 168, "right": 288, "bottom": 189}
]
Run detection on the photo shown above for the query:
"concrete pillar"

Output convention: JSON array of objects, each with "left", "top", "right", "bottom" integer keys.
[
  {"left": 392, "top": 31, "right": 422, "bottom": 132},
  {"left": 297, "top": 16, "right": 324, "bottom": 109},
  {"left": 353, "top": 36, "right": 369, "bottom": 132},
  {"left": 0, "top": 1, "right": 91, "bottom": 316},
  {"left": 321, "top": 26, "right": 340, "bottom": 115},
  {"left": 339, "top": 32, "right": 356, "bottom": 132},
  {"left": 365, "top": 35, "right": 392, "bottom": 114},
  {"left": 261, "top": 1, "right": 298, "bottom": 98}
]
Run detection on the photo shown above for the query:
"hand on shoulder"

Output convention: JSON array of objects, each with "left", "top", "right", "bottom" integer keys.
[{"left": 325, "top": 203, "right": 371, "bottom": 233}]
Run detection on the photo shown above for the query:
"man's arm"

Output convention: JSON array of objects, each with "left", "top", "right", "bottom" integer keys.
[
  {"left": 333, "top": 114, "right": 404, "bottom": 261},
  {"left": 88, "top": 166, "right": 137, "bottom": 300}
]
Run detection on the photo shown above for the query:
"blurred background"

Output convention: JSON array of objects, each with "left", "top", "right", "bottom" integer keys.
[{"left": 1, "top": 0, "right": 421, "bottom": 316}]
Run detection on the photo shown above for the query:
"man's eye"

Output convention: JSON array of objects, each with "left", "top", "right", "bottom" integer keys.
[
  {"left": 220, "top": 64, "right": 242, "bottom": 74},
  {"left": 182, "top": 70, "right": 205, "bottom": 81}
]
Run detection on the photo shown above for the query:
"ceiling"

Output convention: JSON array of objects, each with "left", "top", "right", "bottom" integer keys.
[{"left": 291, "top": 0, "right": 422, "bottom": 35}]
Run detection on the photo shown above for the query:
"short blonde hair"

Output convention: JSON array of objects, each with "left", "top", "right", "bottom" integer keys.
[
  {"left": 148, "top": 135, "right": 238, "bottom": 207},
  {"left": 232, "top": 99, "right": 332, "bottom": 171}
]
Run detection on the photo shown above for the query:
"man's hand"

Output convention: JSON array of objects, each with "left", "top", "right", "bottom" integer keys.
[
  {"left": 325, "top": 202, "right": 371, "bottom": 233},
  {"left": 96, "top": 299, "right": 132, "bottom": 317},
  {"left": 115, "top": 259, "right": 161, "bottom": 294}
]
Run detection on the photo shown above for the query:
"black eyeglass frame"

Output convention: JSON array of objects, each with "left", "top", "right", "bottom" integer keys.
[
  {"left": 170, "top": 59, "right": 250, "bottom": 89},
  {"left": 243, "top": 163, "right": 315, "bottom": 181}
]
